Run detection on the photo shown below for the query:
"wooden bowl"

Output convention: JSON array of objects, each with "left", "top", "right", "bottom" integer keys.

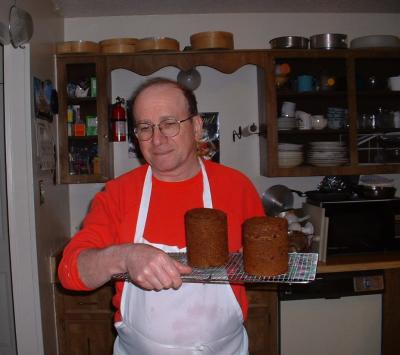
[
  {"left": 135, "top": 37, "right": 179, "bottom": 52},
  {"left": 190, "top": 31, "right": 234, "bottom": 50},
  {"left": 57, "top": 40, "right": 99, "bottom": 54},
  {"left": 99, "top": 38, "right": 138, "bottom": 46},
  {"left": 56, "top": 41, "right": 73, "bottom": 54}
]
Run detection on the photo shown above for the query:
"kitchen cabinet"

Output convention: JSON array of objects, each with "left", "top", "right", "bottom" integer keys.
[
  {"left": 245, "top": 285, "right": 279, "bottom": 355},
  {"left": 56, "top": 55, "right": 111, "bottom": 183},
  {"left": 56, "top": 49, "right": 400, "bottom": 182},
  {"left": 263, "top": 49, "right": 400, "bottom": 177},
  {"left": 54, "top": 283, "right": 116, "bottom": 355}
]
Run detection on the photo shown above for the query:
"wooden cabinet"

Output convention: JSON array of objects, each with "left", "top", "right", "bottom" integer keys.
[
  {"left": 54, "top": 283, "right": 116, "bottom": 355},
  {"left": 56, "top": 49, "right": 400, "bottom": 182},
  {"left": 245, "top": 285, "right": 279, "bottom": 355},
  {"left": 262, "top": 49, "right": 400, "bottom": 177},
  {"left": 56, "top": 55, "right": 111, "bottom": 183}
]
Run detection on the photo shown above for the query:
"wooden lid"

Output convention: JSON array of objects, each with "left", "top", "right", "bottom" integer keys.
[
  {"left": 190, "top": 31, "right": 234, "bottom": 50},
  {"left": 56, "top": 41, "right": 73, "bottom": 54},
  {"left": 135, "top": 37, "right": 180, "bottom": 52},
  {"left": 99, "top": 38, "right": 138, "bottom": 46},
  {"left": 57, "top": 40, "right": 99, "bottom": 54},
  {"left": 101, "top": 44, "right": 136, "bottom": 54}
]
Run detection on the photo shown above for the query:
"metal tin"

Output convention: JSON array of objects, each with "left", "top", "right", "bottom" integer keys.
[
  {"left": 269, "top": 36, "right": 309, "bottom": 49},
  {"left": 310, "top": 33, "right": 348, "bottom": 49}
]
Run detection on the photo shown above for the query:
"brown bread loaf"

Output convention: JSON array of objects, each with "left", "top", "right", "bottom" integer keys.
[
  {"left": 185, "top": 208, "right": 228, "bottom": 268},
  {"left": 243, "top": 216, "right": 289, "bottom": 276}
]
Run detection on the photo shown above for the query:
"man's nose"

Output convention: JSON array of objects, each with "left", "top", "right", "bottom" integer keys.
[{"left": 151, "top": 125, "right": 167, "bottom": 144}]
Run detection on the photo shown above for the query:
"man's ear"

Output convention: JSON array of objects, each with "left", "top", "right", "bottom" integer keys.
[{"left": 192, "top": 115, "right": 204, "bottom": 141}]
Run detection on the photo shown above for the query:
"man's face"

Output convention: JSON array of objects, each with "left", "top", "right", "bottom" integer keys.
[{"left": 133, "top": 84, "right": 203, "bottom": 180}]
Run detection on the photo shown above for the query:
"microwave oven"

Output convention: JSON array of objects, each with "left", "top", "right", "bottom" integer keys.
[{"left": 307, "top": 197, "right": 400, "bottom": 256}]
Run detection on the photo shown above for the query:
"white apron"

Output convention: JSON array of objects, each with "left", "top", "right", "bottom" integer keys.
[{"left": 113, "top": 159, "right": 248, "bottom": 355}]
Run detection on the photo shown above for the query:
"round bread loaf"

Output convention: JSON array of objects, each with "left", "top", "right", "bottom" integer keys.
[
  {"left": 243, "top": 216, "right": 289, "bottom": 276},
  {"left": 185, "top": 208, "right": 228, "bottom": 268}
]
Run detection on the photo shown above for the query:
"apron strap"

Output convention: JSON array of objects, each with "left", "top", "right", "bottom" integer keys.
[{"left": 134, "top": 158, "right": 212, "bottom": 244}]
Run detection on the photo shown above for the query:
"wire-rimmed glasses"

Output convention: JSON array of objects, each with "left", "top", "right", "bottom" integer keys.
[{"left": 134, "top": 115, "right": 194, "bottom": 141}]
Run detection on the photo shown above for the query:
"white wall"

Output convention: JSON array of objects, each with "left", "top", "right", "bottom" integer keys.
[{"left": 65, "top": 12, "right": 400, "bottom": 234}]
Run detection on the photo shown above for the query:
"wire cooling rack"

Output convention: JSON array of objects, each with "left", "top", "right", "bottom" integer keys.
[{"left": 113, "top": 252, "right": 318, "bottom": 284}]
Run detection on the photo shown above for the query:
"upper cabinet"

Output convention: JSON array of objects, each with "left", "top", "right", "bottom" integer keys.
[
  {"left": 56, "top": 49, "right": 400, "bottom": 183},
  {"left": 56, "top": 55, "right": 111, "bottom": 183},
  {"left": 261, "top": 49, "right": 400, "bottom": 177}
]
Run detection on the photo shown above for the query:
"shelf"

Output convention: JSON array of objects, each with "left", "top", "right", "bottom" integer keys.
[
  {"left": 67, "top": 97, "right": 97, "bottom": 104},
  {"left": 277, "top": 90, "right": 347, "bottom": 98},
  {"left": 278, "top": 128, "right": 349, "bottom": 135}
]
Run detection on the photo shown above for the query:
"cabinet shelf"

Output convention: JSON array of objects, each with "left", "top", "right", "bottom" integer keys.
[
  {"left": 67, "top": 97, "right": 97, "bottom": 104},
  {"left": 277, "top": 91, "right": 347, "bottom": 98}
]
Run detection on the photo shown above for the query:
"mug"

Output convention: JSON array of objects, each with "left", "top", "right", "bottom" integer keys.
[
  {"left": 311, "top": 115, "right": 328, "bottom": 130},
  {"left": 297, "top": 75, "right": 315, "bottom": 92},
  {"left": 281, "top": 101, "right": 296, "bottom": 117},
  {"left": 296, "top": 110, "right": 312, "bottom": 130},
  {"left": 388, "top": 76, "right": 400, "bottom": 91}
]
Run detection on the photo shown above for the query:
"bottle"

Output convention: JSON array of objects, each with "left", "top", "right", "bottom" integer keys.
[{"left": 111, "top": 97, "right": 127, "bottom": 142}]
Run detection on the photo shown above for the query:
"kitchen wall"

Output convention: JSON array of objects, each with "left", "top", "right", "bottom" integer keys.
[
  {"left": 2, "top": 1, "right": 65, "bottom": 354},
  {"left": 64, "top": 12, "right": 400, "bottom": 234}
]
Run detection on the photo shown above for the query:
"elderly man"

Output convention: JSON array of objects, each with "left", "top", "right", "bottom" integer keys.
[{"left": 59, "top": 77, "right": 264, "bottom": 354}]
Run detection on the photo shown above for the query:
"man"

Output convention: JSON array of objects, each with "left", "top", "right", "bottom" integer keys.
[{"left": 59, "top": 78, "right": 264, "bottom": 354}]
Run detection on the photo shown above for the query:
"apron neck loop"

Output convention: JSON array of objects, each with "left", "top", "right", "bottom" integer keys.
[{"left": 134, "top": 159, "right": 212, "bottom": 243}]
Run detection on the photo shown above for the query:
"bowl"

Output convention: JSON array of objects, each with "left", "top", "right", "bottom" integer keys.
[
  {"left": 190, "top": 31, "right": 234, "bottom": 50},
  {"left": 269, "top": 36, "right": 309, "bottom": 49},
  {"left": 310, "top": 33, "right": 347, "bottom": 49},
  {"left": 350, "top": 35, "right": 400, "bottom": 49}
]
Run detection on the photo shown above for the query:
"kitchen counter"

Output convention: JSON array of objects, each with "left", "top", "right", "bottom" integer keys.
[{"left": 317, "top": 251, "right": 400, "bottom": 273}]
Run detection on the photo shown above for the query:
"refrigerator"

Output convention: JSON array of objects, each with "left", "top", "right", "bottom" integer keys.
[{"left": 0, "top": 44, "right": 17, "bottom": 355}]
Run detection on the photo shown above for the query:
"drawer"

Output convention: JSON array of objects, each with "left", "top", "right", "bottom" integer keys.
[{"left": 58, "top": 284, "right": 114, "bottom": 313}]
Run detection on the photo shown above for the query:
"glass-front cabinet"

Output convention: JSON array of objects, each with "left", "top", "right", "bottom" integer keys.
[{"left": 56, "top": 55, "right": 110, "bottom": 183}]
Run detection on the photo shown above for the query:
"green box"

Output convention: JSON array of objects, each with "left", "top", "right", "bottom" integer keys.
[{"left": 86, "top": 115, "right": 98, "bottom": 136}]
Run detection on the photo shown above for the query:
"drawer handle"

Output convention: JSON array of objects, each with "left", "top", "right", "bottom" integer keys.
[{"left": 78, "top": 301, "right": 99, "bottom": 306}]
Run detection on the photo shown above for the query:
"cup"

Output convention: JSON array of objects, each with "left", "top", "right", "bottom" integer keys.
[
  {"left": 296, "top": 110, "right": 312, "bottom": 130},
  {"left": 297, "top": 75, "right": 315, "bottom": 92},
  {"left": 388, "top": 76, "right": 400, "bottom": 91},
  {"left": 281, "top": 101, "right": 296, "bottom": 117},
  {"left": 394, "top": 111, "right": 400, "bottom": 128},
  {"left": 311, "top": 115, "right": 328, "bottom": 130}
]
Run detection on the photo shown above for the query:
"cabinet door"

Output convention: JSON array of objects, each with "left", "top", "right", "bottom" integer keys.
[
  {"left": 245, "top": 287, "right": 279, "bottom": 355},
  {"left": 63, "top": 319, "right": 115, "bottom": 355},
  {"left": 57, "top": 55, "right": 110, "bottom": 183}
]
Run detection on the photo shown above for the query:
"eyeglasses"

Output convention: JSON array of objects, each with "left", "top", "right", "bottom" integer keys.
[{"left": 134, "top": 115, "right": 194, "bottom": 141}]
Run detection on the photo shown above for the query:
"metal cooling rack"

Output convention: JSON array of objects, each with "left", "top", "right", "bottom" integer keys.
[{"left": 112, "top": 252, "right": 318, "bottom": 284}]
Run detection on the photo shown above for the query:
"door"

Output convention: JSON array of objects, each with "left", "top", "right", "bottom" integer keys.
[{"left": 0, "top": 44, "right": 17, "bottom": 355}]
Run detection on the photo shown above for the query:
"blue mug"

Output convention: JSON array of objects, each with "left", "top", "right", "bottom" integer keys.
[{"left": 297, "top": 75, "right": 315, "bottom": 92}]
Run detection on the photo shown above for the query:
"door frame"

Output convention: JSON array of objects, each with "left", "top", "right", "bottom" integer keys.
[{"left": 4, "top": 44, "right": 44, "bottom": 355}]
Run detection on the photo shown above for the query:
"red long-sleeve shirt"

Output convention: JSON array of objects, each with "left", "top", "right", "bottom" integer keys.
[{"left": 58, "top": 160, "right": 265, "bottom": 321}]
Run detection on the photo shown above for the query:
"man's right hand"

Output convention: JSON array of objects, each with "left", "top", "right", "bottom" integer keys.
[{"left": 124, "top": 243, "right": 192, "bottom": 291}]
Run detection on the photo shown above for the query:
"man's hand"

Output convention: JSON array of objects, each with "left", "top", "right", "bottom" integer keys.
[{"left": 124, "top": 244, "right": 192, "bottom": 291}]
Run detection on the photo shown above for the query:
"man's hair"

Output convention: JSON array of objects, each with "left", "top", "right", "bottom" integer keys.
[{"left": 131, "top": 77, "right": 198, "bottom": 121}]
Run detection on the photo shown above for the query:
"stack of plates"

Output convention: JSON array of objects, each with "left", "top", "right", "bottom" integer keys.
[
  {"left": 278, "top": 116, "right": 297, "bottom": 130},
  {"left": 307, "top": 141, "right": 348, "bottom": 167},
  {"left": 278, "top": 143, "right": 303, "bottom": 167}
]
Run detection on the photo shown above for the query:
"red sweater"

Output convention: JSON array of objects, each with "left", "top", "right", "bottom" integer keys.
[{"left": 58, "top": 160, "right": 265, "bottom": 321}]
